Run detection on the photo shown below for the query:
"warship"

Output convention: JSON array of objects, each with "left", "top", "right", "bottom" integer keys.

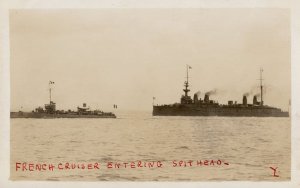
[
  {"left": 11, "top": 81, "right": 116, "bottom": 118},
  {"left": 153, "top": 66, "right": 289, "bottom": 117}
]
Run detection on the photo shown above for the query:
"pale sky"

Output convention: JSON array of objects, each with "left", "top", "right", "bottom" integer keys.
[{"left": 10, "top": 9, "right": 290, "bottom": 112}]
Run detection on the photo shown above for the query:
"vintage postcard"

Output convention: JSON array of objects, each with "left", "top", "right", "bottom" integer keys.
[
  {"left": 9, "top": 8, "right": 291, "bottom": 181},
  {"left": 1, "top": 0, "right": 300, "bottom": 187}
]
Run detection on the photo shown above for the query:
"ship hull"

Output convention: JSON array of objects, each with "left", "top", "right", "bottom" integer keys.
[
  {"left": 11, "top": 112, "right": 116, "bottom": 119},
  {"left": 153, "top": 105, "right": 289, "bottom": 117}
]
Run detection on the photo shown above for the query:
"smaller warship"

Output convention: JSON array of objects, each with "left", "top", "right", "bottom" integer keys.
[
  {"left": 153, "top": 66, "right": 289, "bottom": 117},
  {"left": 11, "top": 81, "right": 116, "bottom": 118}
]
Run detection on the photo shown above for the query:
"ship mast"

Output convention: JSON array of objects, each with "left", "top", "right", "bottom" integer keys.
[
  {"left": 183, "top": 65, "right": 191, "bottom": 97},
  {"left": 260, "top": 68, "right": 264, "bottom": 106},
  {"left": 49, "top": 82, "right": 51, "bottom": 103},
  {"left": 49, "top": 81, "right": 54, "bottom": 103}
]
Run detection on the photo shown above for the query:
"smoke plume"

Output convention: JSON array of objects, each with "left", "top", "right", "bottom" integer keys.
[
  {"left": 205, "top": 89, "right": 217, "bottom": 96},
  {"left": 254, "top": 93, "right": 261, "bottom": 97},
  {"left": 243, "top": 92, "right": 250, "bottom": 97},
  {"left": 194, "top": 91, "right": 201, "bottom": 97},
  {"left": 244, "top": 85, "right": 259, "bottom": 97}
]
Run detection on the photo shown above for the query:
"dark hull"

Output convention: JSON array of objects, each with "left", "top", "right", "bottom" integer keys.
[
  {"left": 11, "top": 112, "right": 116, "bottom": 119},
  {"left": 153, "top": 105, "right": 289, "bottom": 117}
]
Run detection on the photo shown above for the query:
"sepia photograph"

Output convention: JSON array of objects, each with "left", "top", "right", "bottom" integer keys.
[{"left": 8, "top": 8, "right": 292, "bottom": 182}]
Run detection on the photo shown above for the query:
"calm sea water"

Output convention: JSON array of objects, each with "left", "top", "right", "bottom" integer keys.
[{"left": 10, "top": 111, "right": 290, "bottom": 181}]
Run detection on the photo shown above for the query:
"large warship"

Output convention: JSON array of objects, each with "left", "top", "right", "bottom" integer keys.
[
  {"left": 11, "top": 81, "right": 116, "bottom": 118},
  {"left": 153, "top": 66, "right": 289, "bottom": 117}
]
